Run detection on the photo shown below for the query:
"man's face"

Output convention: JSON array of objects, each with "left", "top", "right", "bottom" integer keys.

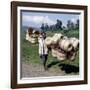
[{"left": 42, "top": 33, "right": 46, "bottom": 39}]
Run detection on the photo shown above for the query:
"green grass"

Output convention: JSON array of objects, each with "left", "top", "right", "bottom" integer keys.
[
  {"left": 21, "top": 29, "right": 79, "bottom": 70},
  {"left": 46, "top": 29, "right": 79, "bottom": 38}
]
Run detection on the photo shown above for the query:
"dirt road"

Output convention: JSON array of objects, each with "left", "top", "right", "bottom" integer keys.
[{"left": 21, "top": 62, "right": 66, "bottom": 78}]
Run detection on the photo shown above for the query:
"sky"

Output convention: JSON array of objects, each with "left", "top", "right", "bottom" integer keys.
[{"left": 21, "top": 11, "right": 80, "bottom": 28}]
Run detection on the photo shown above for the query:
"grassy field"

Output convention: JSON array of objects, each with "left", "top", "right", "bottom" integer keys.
[
  {"left": 45, "top": 29, "right": 79, "bottom": 38},
  {"left": 21, "top": 28, "right": 79, "bottom": 74}
]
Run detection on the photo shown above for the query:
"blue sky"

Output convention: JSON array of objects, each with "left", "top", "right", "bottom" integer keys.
[{"left": 21, "top": 11, "right": 80, "bottom": 28}]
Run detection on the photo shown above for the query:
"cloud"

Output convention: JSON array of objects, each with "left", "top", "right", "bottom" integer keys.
[
  {"left": 71, "top": 18, "right": 76, "bottom": 23},
  {"left": 22, "top": 15, "right": 56, "bottom": 26},
  {"left": 71, "top": 17, "right": 79, "bottom": 23}
]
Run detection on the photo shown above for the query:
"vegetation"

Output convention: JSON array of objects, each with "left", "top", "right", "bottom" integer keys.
[
  {"left": 21, "top": 28, "right": 79, "bottom": 73},
  {"left": 45, "top": 29, "right": 79, "bottom": 38},
  {"left": 40, "top": 19, "right": 79, "bottom": 31}
]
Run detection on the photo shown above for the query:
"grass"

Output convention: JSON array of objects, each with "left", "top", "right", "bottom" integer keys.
[
  {"left": 21, "top": 29, "right": 79, "bottom": 71},
  {"left": 45, "top": 29, "right": 79, "bottom": 38}
]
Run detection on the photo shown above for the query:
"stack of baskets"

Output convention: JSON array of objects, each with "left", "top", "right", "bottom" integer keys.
[
  {"left": 26, "top": 29, "right": 39, "bottom": 44},
  {"left": 45, "top": 33, "right": 79, "bottom": 61}
]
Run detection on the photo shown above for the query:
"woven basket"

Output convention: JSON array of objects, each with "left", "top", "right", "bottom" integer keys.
[
  {"left": 70, "top": 38, "right": 79, "bottom": 51},
  {"left": 45, "top": 37, "right": 52, "bottom": 46},
  {"left": 59, "top": 39, "right": 72, "bottom": 52},
  {"left": 29, "top": 37, "right": 38, "bottom": 43},
  {"left": 56, "top": 49, "right": 66, "bottom": 60},
  {"left": 51, "top": 48, "right": 58, "bottom": 57},
  {"left": 26, "top": 33, "right": 29, "bottom": 41},
  {"left": 70, "top": 52, "right": 76, "bottom": 60},
  {"left": 63, "top": 36, "right": 68, "bottom": 39},
  {"left": 67, "top": 51, "right": 77, "bottom": 61},
  {"left": 52, "top": 33, "right": 63, "bottom": 44}
]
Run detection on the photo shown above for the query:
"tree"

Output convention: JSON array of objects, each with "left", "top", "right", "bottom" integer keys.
[
  {"left": 71, "top": 22, "right": 74, "bottom": 30},
  {"left": 55, "top": 19, "right": 62, "bottom": 29},
  {"left": 75, "top": 19, "right": 79, "bottom": 29},
  {"left": 62, "top": 26, "right": 67, "bottom": 30},
  {"left": 44, "top": 23, "right": 49, "bottom": 30},
  {"left": 67, "top": 20, "right": 71, "bottom": 30},
  {"left": 40, "top": 23, "right": 45, "bottom": 30}
]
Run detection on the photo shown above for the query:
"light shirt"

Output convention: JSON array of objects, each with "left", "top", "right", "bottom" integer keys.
[{"left": 38, "top": 37, "right": 48, "bottom": 55}]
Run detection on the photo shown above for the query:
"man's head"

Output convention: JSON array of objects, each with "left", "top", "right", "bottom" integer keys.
[{"left": 41, "top": 32, "right": 46, "bottom": 39}]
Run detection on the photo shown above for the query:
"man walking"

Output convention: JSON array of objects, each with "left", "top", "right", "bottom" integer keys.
[{"left": 38, "top": 32, "right": 48, "bottom": 70}]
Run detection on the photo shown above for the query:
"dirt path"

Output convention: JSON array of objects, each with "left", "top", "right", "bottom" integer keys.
[{"left": 21, "top": 62, "right": 66, "bottom": 78}]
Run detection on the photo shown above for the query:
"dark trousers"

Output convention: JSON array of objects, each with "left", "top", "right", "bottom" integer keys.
[{"left": 40, "top": 54, "right": 48, "bottom": 70}]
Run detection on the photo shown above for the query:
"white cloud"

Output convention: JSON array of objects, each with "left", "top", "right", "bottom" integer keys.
[
  {"left": 71, "top": 17, "right": 79, "bottom": 23},
  {"left": 71, "top": 18, "right": 76, "bottom": 23},
  {"left": 22, "top": 15, "right": 56, "bottom": 26}
]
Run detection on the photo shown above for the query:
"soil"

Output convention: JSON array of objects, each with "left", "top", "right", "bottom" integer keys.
[{"left": 21, "top": 62, "right": 66, "bottom": 78}]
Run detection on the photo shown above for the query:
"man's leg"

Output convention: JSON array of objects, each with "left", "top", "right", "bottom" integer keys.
[
  {"left": 40, "top": 54, "right": 48, "bottom": 70},
  {"left": 43, "top": 55, "right": 48, "bottom": 70},
  {"left": 40, "top": 55, "right": 43, "bottom": 64}
]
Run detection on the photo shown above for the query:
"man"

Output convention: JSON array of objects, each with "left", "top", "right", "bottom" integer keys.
[{"left": 38, "top": 32, "right": 48, "bottom": 70}]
